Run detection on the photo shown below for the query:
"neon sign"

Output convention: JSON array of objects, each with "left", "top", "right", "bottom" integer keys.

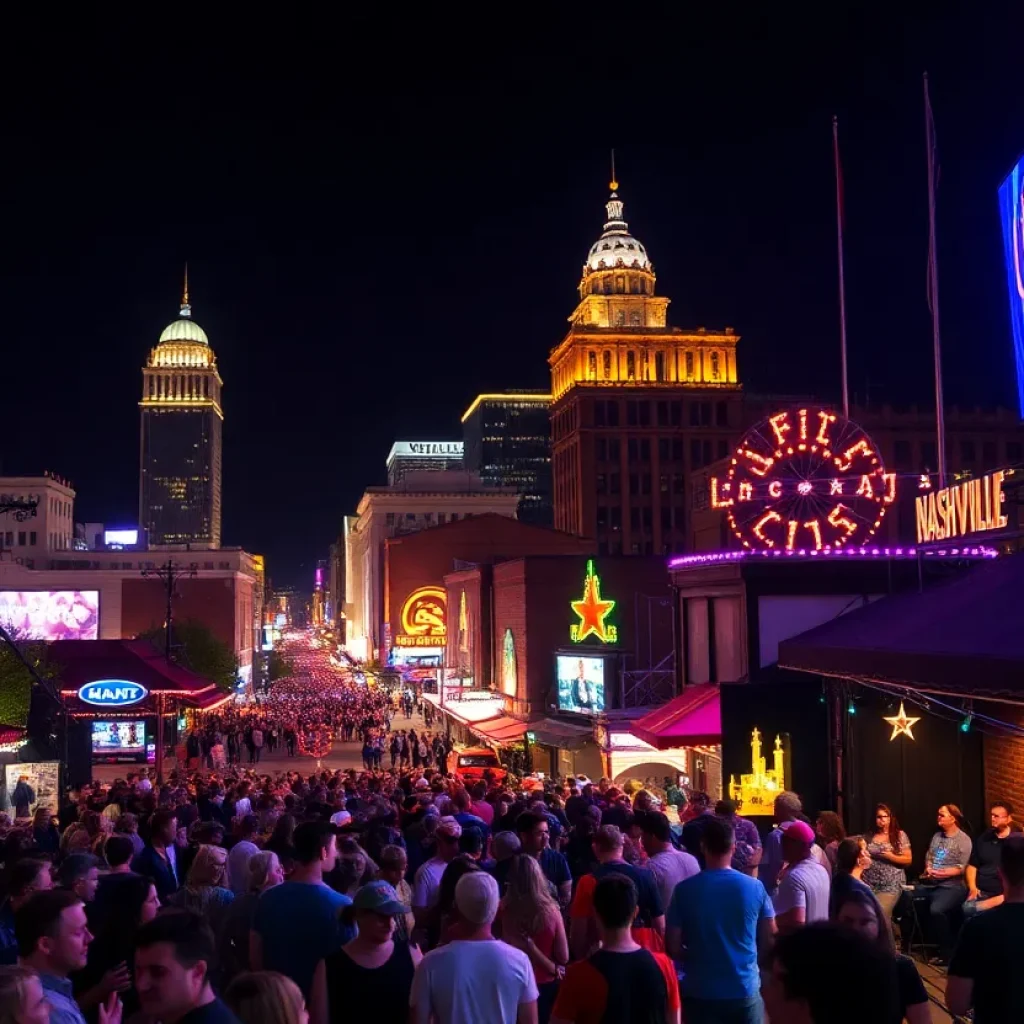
[
  {"left": 570, "top": 560, "right": 618, "bottom": 643},
  {"left": 710, "top": 407, "right": 896, "bottom": 551},
  {"left": 77, "top": 680, "right": 148, "bottom": 707},
  {"left": 915, "top": 470, "right": 1008, "bottom": 544},
  {"left": 394, "top": 587, "right": 447, "bottom": 648}
]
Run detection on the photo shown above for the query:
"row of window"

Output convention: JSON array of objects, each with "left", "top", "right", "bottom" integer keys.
[
  {"left": 2, "top": 531, "right": 36, "bottom": 548},
  {"left": 593, "top": 399, "right": 731, "bottom": 428},
  {"left": 596, "top": 505, "right": 688, "bottom": 531},
  {"left": 579, "top": 348, "right": 725, "bottom": 384},
  {"left": 595, "top": 437, "right": 730, "bottom": 466},
  {"left": 888, "top": 438, "right": 1024, "bottom": 471},
  {"left": 596, "top": 540, "right": 685, "bottom": 556}
]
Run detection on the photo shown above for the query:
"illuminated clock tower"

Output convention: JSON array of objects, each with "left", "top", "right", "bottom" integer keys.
[
  {"left": 549, "top": 176, "right": 743, "bottom": 554},
  {"left": 139, "top": 278, "right": 224, "bottom": 549}
]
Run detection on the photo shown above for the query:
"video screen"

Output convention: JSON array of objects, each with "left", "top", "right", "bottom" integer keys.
[
  {"left": 556, "top": 655, "right": 606, "bottom": 714},
  {"left": 0, "top": 591, "right": 99, "bottom": 641},
  {"left": 998, "top": 155, "right": 1024, "bottom": 417},
  {"left": 92, "top": 721, "right": 145, "bottom": 755}
]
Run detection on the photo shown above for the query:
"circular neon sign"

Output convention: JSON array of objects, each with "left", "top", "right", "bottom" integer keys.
[
  {"left": 710, "top": 407, "right": 896, "bottom": 551},
  {"left": 78, "top": 680, "right": 148, "bottom": 707}
]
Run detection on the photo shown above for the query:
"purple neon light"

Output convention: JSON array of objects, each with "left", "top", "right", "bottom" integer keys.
[{"left": 667, "top": 545, "right": 998, "bottom": 568}]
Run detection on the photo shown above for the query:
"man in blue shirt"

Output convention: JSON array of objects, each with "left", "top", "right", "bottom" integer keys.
[
  {"left": 251, "top": 820, "right": 353, "bottom": 998},
  {"left": 667, "top": 816, "right": 777, "bottom": 1024}
]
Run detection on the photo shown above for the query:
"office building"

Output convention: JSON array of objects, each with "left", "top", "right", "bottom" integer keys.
[{"left": 386, "top": 441, "right": 464, "bottom": 485}]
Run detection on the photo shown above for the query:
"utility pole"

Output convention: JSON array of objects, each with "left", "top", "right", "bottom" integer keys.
[{"left": 141, "top": 559, "right": 197, "bottom": 782}]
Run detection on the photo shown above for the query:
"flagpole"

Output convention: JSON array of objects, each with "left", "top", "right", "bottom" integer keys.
[
  {"left": 833, "top": 116, "right": 850, "bottom": 419},
  {"left": 924, "top": 72, "right": 947, "bottom": 487}
]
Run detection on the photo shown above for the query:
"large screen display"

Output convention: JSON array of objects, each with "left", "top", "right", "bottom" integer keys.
[
  {"left": 556, "top": 655, "right": 606, "bottom": 714},
  {"left": 0, "top": 591, "right": 99, "bottom": 640},
  {"left": 92, "top": 720, "right": 145, "bottom": 755},
  {"left": 999, "top": 155, "right": 1024, "bottom": 417}
]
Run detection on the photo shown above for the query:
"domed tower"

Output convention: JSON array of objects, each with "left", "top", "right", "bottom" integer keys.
[
  {"left": 549, "top": 170, "right": 742, "bottom": 551},
  {"left": 138, "top": 275, "right": 223, "bottom": 549}
]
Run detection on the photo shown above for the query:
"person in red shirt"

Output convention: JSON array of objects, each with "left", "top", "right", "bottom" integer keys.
[{"left": 553, "top": 873, "right": 680, "bottom": 1024}]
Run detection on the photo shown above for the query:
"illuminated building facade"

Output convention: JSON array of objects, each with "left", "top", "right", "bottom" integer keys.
[
  {"left": 550, "top": 182, "right": 742, "bottom": 554},
  {"left": 462, "top": 392, "right": 553, "bottom": 526},
  {"left": 0, "top": 474, "right": 76, "bottom": 566},
  {"left": 139, "top": 285, "right": 223, "bottom": 549},
  {"left": 387, "top": 442, "right": 464, "bottom": 485}
]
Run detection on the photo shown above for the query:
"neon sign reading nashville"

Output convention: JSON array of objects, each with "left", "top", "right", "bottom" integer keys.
[
  {"left": 711, "top": 407, "right": 896, "bottom": 551},
  {"left": 915, "top": 470, "right": 1007, "bottom": 544}
]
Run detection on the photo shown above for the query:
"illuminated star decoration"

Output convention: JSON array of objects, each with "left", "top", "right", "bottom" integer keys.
[
  {"left": 883, "top": 702, "right": 921, "bottom": 741},
  {"left": 570, "top": 560, "right": 618, "bottom": 643}
]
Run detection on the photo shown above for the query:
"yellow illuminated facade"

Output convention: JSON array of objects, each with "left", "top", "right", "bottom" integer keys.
[
  {"left": 549, "top": 187, "right": 740, "bottom": 401},
  {"left": 139, "top": 277, "right": 224, "bottom": 549},
  {"left": 728, "top": 727, "right": 786, "bottom": 816}
]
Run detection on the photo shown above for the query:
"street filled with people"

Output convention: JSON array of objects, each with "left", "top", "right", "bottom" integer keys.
[{"left": 0, "top": 629, "right": 1019, "bottom": 1023}]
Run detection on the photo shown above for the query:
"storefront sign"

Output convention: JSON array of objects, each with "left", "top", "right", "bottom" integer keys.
[
  {"left": 388, "top": 441, "right": 464, "bottom": 461},
  {"left": 501, "top": 628, "right": 517, "bottom": 697},
  {"left": 77, "top": 680, "right": 148, "bottom": 707},
  {"left": 393, "top": 587, "right": 447, "bottom": 648},
  {"left": 728, "top": 727, "right": 786, "bottom": 816},
  {"left": 710, "top": 407, "right": 896, "bottom": 551},
  {"left": 570, "top": 560, "right": 618, "bottom": 643},
  {"left": 914, "top": 470, "right": 1007, "bottom": 543}
]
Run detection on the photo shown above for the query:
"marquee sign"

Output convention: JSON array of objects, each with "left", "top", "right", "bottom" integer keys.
[
  {"left": 711, "top": 407, "right": 896, "bottom": 551},
  {"left": 394, "top": 586, "right": 447, "bottom": 648},
  {"left": 77, "top": 680, "right": 148, "bottom": 707},
  {"left": 570, "top": 560, "right": 618, "bottom": 643},
  {"left": 915, "top": 470, "right": 1007, "bottom": 544}
]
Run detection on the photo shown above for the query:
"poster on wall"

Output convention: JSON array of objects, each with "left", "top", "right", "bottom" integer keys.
[
  {"left": 4, "top": 762, "right": 60, "bottom": 818},
  {"left": 502, "top": 629, "right": 517, "bottom": 698},
  {"left": 0, "top": 591, "right": 99, "bottom": 640},
  {"left": 556, "top": 655, "right": 606, "bottom": 714}
]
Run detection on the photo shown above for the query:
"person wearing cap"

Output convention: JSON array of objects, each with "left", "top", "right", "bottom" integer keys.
[
  {"left": 410, "top": 872, "right": 538, "bottom": 1024},
  {"left": 759, "top": 792, "right": 828, "bottom": 893},
  {"left": 773, "top": 819, "right": 831, "bottom": 934},
  {"left": 309, "top": 881, "right": 421, "bottom": 1024},
  {"left": 411, "top": 816, "right": 462, "bottom": 945}
]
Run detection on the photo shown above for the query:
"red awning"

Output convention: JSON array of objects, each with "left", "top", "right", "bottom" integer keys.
[
  {"left": 472, "top": 716, "right": 528, "bottom": 744},
  {"left": 631, "top": 684, "right": 722, "bottom": 749}
]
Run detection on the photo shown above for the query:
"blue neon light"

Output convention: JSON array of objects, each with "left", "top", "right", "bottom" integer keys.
[{"left": 998, "top": 155, "right": 1024, "bottom": 418}]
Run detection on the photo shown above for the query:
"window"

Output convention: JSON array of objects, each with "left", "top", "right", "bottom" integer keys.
[
  {"left": 610, "top": 472, "right": 620, "bottom": 494},
  {"left": 626, "top": 352, "right": 636, "bottom": 379},
  {"left": 655, "top": 352, "right": 666, "bottom": 380},
  {"left": 588, "top": 351, "right": 598, "bottom": 378},
  {"left": 658, "top": 439, "right": 670, "bottom": 461},
  {"left": 594, "top": 402, "right": 606, "bottom": 427},
  {"left": 628, "top": 439, "right": 639, "bottom": 461},
  {"left": 204, "top": 561, "right": 215, "bottom": 570},
  {"left": 716, "top": 401, "right": 728, "bottom": 427},
  {"left": 615, "top": 309, "right": 626, "bottom": 327},
  {"left": 386, "top": 513, "right": 395, "bottom": 526},
  {"left": 673, "top": 474, "right": 685, "bottom": 494},
  {"left": 1008, "top": 441, "right": 1023, "bottom": 464},
  {"left": 627, "top": 401, "right": 638, "bottom": 426},
  {"left": 672, "top": 439, "right": 683, "bottom": 462},
  {"left": 596, "top": 506, "right": 608, "bottom": 529},
  {"left": 685, "top": 351, "right": 695, "bottom": 378},
  {"left": 3, "top": 533, "right": 11, "bottom": 546},
  {"left": 609, "top": 439, "right": 621, "bottom": 461},
  {"left": 982, "top": 441, "right": 997, "bottom": 468},
  {"left": 670, "top": 402, "right": 682, "bottom": 427},
  {"left": 630, "top": 508, "right": 640, "bottom": 530},
  {"left": 717, "top": 440, "right": 728, "bottom": 460},
  {"left": 921, "top": 441, "right": 937, "bottom": 471},
  {"left": 630, "top": 311, "right": 642, "bottom": 327},
  {"left": 639, "top": 403, "right": 651, "bottom": 427},
  {"left": 17, "top": 532, "right": 25, "bottom": 546},
  {"left": 607, "top": 402, "right": 619, "bottom": 427},
  {"left": 629, "top": 473, "right": 639, "bottom": 495},
  {"left": 603, "top": 351, "right": 612, "bottom": 377},
  {"left": 640, "top": 439, "right": 651, "bottom": 461},
  {"left": 893, "top": 440, "right": 912, "bottom": 467},
  {"left": 610, "top": 507, "right": 622, "bottom": 530},
  {"left": 689, "top": 402, "right": 700, "bottom": 427},
  {"left": 960, "top": 440, "right": 976, "bottom": 464},
  {"left": 661, "top": 505, "right": 672, "bottom": 530},
  {"left": 596, "top": 474, "right": 607, "bottom": 496},
  {"left": 596, "top": 438, "right": 607, "bottom": 461},
  {"left": 437, "top": 513, "right": 446, "bottom": 524},
  {"left": 406, "top": 512, "right": 416, "bottom": 521},
  {"left": 642, "top": 474, "right": 652, "bottom": 495},
  {"left": 691, "top": 440, "right": 703, "bottom": 468},
  {"left": 642, "top": 507, "right": 653, "bottom": 529},
  {"left": 29, "top": 532, "right": 36, "bottom": 546},
  {"left": 660, "top": 474, "right": 669, "bottom": 493},
  {"left": 710, "top": 352, "right": 721, "bottom": 380},
  {"left": 657, "top": 402, "right": 669, "bottom": 427}
]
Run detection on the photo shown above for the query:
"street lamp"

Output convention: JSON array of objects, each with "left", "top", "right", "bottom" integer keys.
[{"left": 141, "top": 559, "right": 197, "bottom": 782}]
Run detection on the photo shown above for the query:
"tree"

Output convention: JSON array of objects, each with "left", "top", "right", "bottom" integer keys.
[
  {"left": 139, "top": 620, "right": 239, "bottom": 692},
  {"left": 267, "top": 650, "right": 294, "bottom": 682},
  {"left": 0, "top": 636, "right": 42, "bottom": 729}
]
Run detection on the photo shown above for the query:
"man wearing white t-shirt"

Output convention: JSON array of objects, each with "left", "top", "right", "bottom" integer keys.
[
  {"left": 411, "top": 871, "right": 538, "bottom": 1024},
  {"left": 773, "top": 820, "right": 831, "bottom": 934},
  {"left": 412, "top": 816, "right": 462, "bottom": 947}
]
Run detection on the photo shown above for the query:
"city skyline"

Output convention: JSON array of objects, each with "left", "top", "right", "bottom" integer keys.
[{"left": 2, "top": 7, "right": 1020, "bottom": 585}]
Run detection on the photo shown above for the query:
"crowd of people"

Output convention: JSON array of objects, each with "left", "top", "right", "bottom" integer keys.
[{"left": 0, "top": 759, "right": 1017, "bottom": 1024}]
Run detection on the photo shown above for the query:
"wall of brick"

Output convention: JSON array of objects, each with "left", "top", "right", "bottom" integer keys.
[{"left": 983, "top": 704, "right": 1024, "bottom": 815}]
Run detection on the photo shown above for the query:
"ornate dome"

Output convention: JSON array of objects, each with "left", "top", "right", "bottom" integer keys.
[
  {"left": 585, "top": 194, "right": 652, "bottom": 272},
  {"left": 159, "top": 304, "right": 209, "bottom": 345}
]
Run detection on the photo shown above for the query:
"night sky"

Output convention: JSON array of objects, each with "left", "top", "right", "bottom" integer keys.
[{"left": 2, "top": 7, "right": 1021, "bottom": 587}]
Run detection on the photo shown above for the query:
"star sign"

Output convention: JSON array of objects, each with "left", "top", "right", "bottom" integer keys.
[
  {"left": 883, "top": 702, "right": 921, "bottom": 741},
  {"left": 570, "top": 560, "right": 617, "bottom": 643}
]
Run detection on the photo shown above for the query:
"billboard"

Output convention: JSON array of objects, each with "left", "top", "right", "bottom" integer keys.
[
  {"left": 103, "top": 529, "right": 138, "bottom": 547},
  {"left": 92, "top": 720, "right": 145, "bottom": 756},
  {"left": 556, "top": 654, "right": 606, "bottom": 715},
  {"left": 393, "top": 587, "right": 447, "bottom": 648},
  {"left": 4, "top": 763, "right": 59, "bottom": 818},
  {"left": 0, "top": 591, "right": 99, "bottom": 640},
  {"left": 998, "top": 154, "right": 1024, "bottom": 416}
]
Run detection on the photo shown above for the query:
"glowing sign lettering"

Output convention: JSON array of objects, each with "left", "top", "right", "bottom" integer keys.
[
  {"left": 78, "top": 680, "right": 148, "bottom": 707},
  {"left": 394, "top": 587, "right": 447, "bottom": 648},
  {"left": 915, "top": 470, "right": 1008, "bottom": 544},
  {"left": 570, "top": 560, "right": 618, "bottom": 643},
  {"left": 710, "top": 407, "right": 896, "bottom": 551}
]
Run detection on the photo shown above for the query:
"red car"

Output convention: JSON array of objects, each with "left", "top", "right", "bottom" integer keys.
[{"left": 450, "top": 746, "right": 507, "bottom": 783}]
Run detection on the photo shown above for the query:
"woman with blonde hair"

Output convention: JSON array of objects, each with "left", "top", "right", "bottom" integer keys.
[
  {"left": 221, "top": 851, "right": 285, "bottom": 980},
  {"left": 168, "top": 843, "right": 235, "bottom": 939},
  {"left": 224, "top": 971, "right": 307, "bottom": 1024},
  {"left": 0, "top": 965, "right": 50, "bottom": 1024},
  {"left": 500, "top": 853, "right": 568, "bottom": 1024}
]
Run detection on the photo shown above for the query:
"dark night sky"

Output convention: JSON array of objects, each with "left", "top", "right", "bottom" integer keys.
[{"left": 2, "top": 6, "right": 1021, "bottom": 587}]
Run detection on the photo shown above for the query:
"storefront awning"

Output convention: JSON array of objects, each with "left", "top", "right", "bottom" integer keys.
[
  {"left": 472, "top": 716, "right": 528, "bottom": 744},
  {"left": 631, "top": 684, "right": 721, "bottom": 749},
  {"left": 528, "top": 717, "right": 593, "bottom": 750},
  {"left": 778, "top": 553, "right": 1024, "bottom": 698}
]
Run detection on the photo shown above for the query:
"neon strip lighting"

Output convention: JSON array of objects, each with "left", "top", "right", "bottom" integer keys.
[{"left": 667, "top": 545, "right": 998, "bottom": 568}]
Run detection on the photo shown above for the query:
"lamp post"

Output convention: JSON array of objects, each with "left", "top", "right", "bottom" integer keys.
[{"left": 141, "top": 559, "right": 197, "bottom": 782}]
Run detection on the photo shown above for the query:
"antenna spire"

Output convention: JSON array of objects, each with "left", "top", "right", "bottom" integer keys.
[
  {"left": 609, "top": 149, "right": 618, "bottom": 193},
  {"left": 180, "top": 263, "right": 191, "bottom": 317}
]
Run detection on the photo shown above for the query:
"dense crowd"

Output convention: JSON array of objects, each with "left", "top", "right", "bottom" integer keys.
[{"left": 0, "top": 764, "right": 1018, "bottom": 1024}]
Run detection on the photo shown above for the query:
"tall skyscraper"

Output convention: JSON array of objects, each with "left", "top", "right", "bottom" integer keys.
[
  {"left": 462, "top": 392, "right": 553, "bottom": 526},
  {"left": 139, "top": 280, "right": 223, "bottom": 549},
  {"left": 550, "top": 180, "right": 742, "bottom": 555}
]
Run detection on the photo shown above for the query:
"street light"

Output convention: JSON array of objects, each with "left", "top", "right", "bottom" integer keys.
[{"left": 141, "top": 559, "right": 197, "bottom": 782}]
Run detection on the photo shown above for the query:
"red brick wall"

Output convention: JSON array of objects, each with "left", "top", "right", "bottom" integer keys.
[
  {"left": 120, "top": 577, "right": 240, "bottom": 656},
  {"left": 983, "top": 705, "right": 1024, "bottom": 815}
]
